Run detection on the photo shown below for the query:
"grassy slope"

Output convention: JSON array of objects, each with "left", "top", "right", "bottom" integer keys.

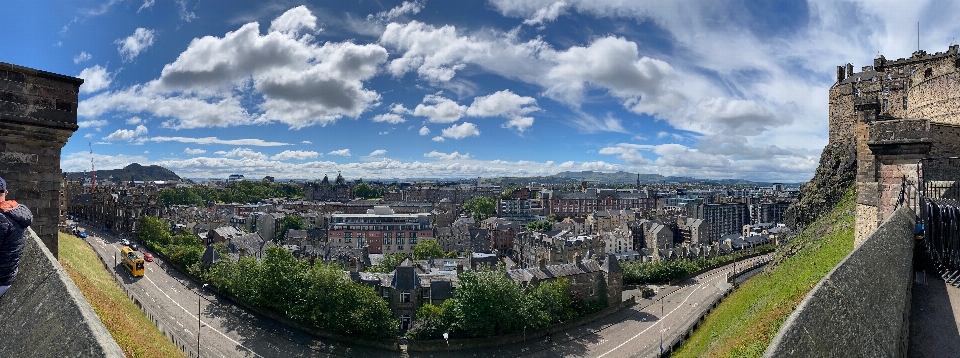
[
  {"left": 59, "top": 232, "right": 186, "bottom": 358},
  {"left": 673, "top": 186, "right": 855, "bottom": 358}
]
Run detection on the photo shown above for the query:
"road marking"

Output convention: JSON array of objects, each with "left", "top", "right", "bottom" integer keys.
[
  {"left": 597, "top": 268, "right": 727, "bottom": 358},
  {"left": 142, "top": 275, "right": 264, "bottom": 357}
]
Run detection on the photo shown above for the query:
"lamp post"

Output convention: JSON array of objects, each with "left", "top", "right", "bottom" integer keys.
[{"left": 198, "top": 283, "right": 208, "bottom": 358}]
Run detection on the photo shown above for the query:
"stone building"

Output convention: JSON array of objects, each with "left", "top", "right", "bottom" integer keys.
[
  {"left": 831, "top": 44, "right": 960, "bottom": 244},
  {"left": 304, "top": 173, "right": 353, "bottom": 202},
  {"left": 548, "top": 187, "right": 655, "bottom": 218},
  {"left": 327, "top": 206, "right": 433, "bottom": 254},
  {"left": 689, "top": 202, "right": 749, "bottom": 243},
  {"left": 1, "top": 62, "right": 83, "bottom": 256},
  {"left": 67, "top": 184, "right": 163, "bottom": 234}
]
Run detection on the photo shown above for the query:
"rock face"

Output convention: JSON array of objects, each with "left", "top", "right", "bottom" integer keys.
[{"left": 784, "top": 140, "right": 856, "bottom": 232}]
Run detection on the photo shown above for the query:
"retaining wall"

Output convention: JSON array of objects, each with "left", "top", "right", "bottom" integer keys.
[
  {"left": 0, "top": 228, "right": 124, "bottom": 357},
  {"left": 764, "top": 206, "right": 915, "bottom": 357}
]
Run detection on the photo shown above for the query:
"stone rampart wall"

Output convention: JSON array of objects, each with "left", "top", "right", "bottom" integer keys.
[
  {"left": 0, "top": 228, "right": 124, "bottom": 357},
  {"left": 764, "top": 206, "right": 914, "bottom": 357}
]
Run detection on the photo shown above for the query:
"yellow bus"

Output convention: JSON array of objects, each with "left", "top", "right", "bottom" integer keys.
[{"left": 121, "top": 246, "right": 145, "bottom": 277}]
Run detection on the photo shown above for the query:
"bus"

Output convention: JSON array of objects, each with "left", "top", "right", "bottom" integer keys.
[{"left": 121, "top": 246, "right": 145, "bottom": 277}]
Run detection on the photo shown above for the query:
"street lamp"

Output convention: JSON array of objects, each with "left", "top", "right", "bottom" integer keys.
[{"left": 198, "top": 283, "right": 208, "bottom": 358}]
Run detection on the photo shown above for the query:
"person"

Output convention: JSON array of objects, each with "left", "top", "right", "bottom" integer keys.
[{"left": 0, "top": 177, "right": 33, "bottom": 298}]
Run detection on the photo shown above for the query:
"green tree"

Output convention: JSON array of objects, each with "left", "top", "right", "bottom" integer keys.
[
  {"left": 547, "top": 214, "right": 561, "bottom": 222},
  {"left": 413, "top": 239, "right": 446, "bottom": 260},
  {"left": 138, "top": 216, "right": 172, "bottom": 247},
  {"left": 526, "top": 220, "right": 553, "bottom": 232},
  {"left": 353, "top": 182, "right": 380, "bottom": 199},
  {"left": 276, "top": 214, "right": 304, "bottom": 242},
  {"left": 450, "top": 268, "right": 531, "bottom": 337},
  {"left": 461, "top": 196, "right": 497, "bottom": 222},
  {"left": 366, "top": 253, "right": 410, "bottom": 273},
  {"left": 531, "top": 278, "right": 575, "bottom": 324}
]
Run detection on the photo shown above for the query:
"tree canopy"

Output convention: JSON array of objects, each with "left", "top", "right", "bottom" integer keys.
[
  {"left": 461, "top": 196, "right": 497, "bottom": 222},
  {"left": 159, "top": 181, "right": 303, "bottom": 205},
  {"left": 353, "top": 182, "right": 381, "bottom": 199},
  {"left": 276, "top": 214, "right": 304, "bottom": 242},
  {"left": 526, "top": 220, "right": 553, "bottom": 232},
  {"left": 413, "top": 239, "right": 454, "bottom": 260}
]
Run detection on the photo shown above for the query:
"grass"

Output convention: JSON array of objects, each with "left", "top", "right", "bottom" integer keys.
[
  {"left": 672, "top": 185, "right": 856, "bottom": 358},
  {"left": 59, "top": 232, "right": 187, "bottom": 358}
]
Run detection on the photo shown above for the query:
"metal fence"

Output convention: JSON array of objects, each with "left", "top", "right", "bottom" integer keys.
[{"left": 918, "top": 157, "right": 960, "bottom": 276}]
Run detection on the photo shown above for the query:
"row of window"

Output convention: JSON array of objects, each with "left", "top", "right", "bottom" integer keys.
[{"left": 343, "top": 232, "right": 419, "bottom": 239}]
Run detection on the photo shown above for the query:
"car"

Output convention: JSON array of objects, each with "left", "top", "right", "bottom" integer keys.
[
  {"left": 143, "top": 252, "right": 154, "bottom": 262},
  {"left": 129, "top": 243, "right": 139, "bottom": 251},
  {"left": 120, "top": 238, "right": 130, "bottom": 246},
  {"left": 79, "top": 232, "right": 87, "bottom": 238}
]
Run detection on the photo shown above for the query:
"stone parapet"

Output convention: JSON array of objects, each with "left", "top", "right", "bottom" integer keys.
[
  {"left": 0, "top": 228, "right": 124, "bottom": 357},
  {"left": 764, "top": 206, "right": 915, "bottom": 358},
  {"left": 0, "top": 62, "right": 83, "bottom": 256}
]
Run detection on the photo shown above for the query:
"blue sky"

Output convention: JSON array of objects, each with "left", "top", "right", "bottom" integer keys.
[{"left": 3, "top": 0, "right": 955, "bottom": 182}]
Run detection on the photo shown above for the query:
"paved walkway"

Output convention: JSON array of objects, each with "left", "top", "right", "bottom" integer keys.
[{"left": 909, "top": 271, "right": 960, "bottom": 357}]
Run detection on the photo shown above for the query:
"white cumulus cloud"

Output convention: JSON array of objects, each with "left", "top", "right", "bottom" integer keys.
[
  {"left": 184, "top": 147, "right": 206, "bottom": 155},
  {"left": 115, "top": 28, "right": 155, "bottom": 62},
  {"left": 73, "top": 51, "right": 92, "bottom": 64},
  {"left": 78, "top": 65, "right": 114, "bottom": 94},
  {"left": 328, "top": 149, "right": 352, "bottom": 156},
  {"left": 372, "top": 113, "right": 405, "bottom": 124},
  {"left": 419, "top": 126, "right": 430, "bottom": 135},
  {"left": 214, "top": 148, "right": 267, "bottom": 160},
  {"left": 424, "top": 151, "right": 471, "bottom": 160},
  {"left": 271, "top": 150, "right": 320, "bottom": 160},
  {"left": 369, "top": 149, "right": 387, "bottom": 156},
  {"left": 440, "top": 122, "right": 480, "bottom": 139},
  {"left": 414, "top": 94, "right": 466, "bottom": 123},
  {"left": 103, "top": 125, "right": 148, "bottom": 141}
]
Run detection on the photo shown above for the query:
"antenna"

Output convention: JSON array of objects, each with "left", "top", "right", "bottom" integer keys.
[{"left": 89, "top": 142, "right": 97, "bottom": 192}]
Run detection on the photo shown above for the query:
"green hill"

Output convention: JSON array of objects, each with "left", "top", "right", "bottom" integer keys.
[
  {"left": 66, "top": 163, "right": 181, "bottom": 182},
  {"left": 673, "top": 184, "right": 855, "bottom": 358}
]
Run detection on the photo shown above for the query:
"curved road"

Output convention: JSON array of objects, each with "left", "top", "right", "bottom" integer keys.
[
  {"left": 75, "top": 222, "right": 389, "bottom": 358},
  {"left": 74, "top": 221, "right": 769, "bottom": 358}
]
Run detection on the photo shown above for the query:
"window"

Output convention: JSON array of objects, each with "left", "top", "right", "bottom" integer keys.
[
  {"left": 903, "top": 97, "right": 908, "bottom": 110},
  {"left": 886, "top": 73, "right": 892, "bottom": 80},
  {"left": 883, "top": 86, "right": 889, "bottom": 96},
  {"left": 410, "top": 238, "right": 418, "bottom": 245},
  {"left": 397, "top": 238, "right": 405, "bottom": 245},
  {"left": 398, "top": 245, "right": 404, "bottom": 251},
  {"left": 400, "top": 292, "right": 411, "bottom": 303},
  {"left": 883, "top": 99, "right": 889, "bottom": 112},
  {"left": 422, "top": 289, "right": 430, "bottom": 300},
  {"left": 382, "top": 289, "right": 390, "bottom": 299},
  {"left": 384, "top": 238, "right": 392, "bottom": 245},
  {"left": 383, "top": 232, "right": 392, "bottom": 239},
  {"left": 397, "top": 232, "right": 405, "bottom": 239},
  {"left": 344, "top": 232, "right": 352, "bottom": 238},
  {"left": 410, "top": 232, "right": 417, "bottom": 239},
  {"left": 384, "top": 246, "right": 391, "bottom": 251}
]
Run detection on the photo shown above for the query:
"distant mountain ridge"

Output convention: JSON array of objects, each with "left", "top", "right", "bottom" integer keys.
[
  {"left": 485, "top": 171, "right": 795, "bottom": 187},
  {"left": 65, "top": 163, "right": 181, "bottom": 182}
]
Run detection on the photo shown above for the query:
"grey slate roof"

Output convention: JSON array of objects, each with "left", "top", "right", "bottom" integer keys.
[{"left": 505, "top": 260, "right": 602, "bottom": 284}]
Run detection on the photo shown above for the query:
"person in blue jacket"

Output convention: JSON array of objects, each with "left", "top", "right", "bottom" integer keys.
[{"left": 0, "top": 177, "right": 34, "bottom": 298}]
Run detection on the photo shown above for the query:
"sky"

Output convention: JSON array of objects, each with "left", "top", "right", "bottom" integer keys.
[{"left": 4, "top": 0, "right": 958, "bottom": 182}]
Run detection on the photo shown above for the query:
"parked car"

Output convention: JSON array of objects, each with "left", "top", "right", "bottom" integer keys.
[
  {"left": 79, "top": 232, "right": 87, "bottom": 239},
  {"left": 129, "top": 243, "right": 139, "bottom": 251},
  {"left": 120, "top": 238, "right": 130, "bottom": 246},
  {"left": 143, "top": 252, "right": 154, "bottom": 262}
]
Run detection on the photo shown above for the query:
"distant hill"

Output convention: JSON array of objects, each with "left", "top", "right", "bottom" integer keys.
[
  {"left": 65, "top": 163, "right": 181, "bottom": 182},
  {"left": 483, "top": 171, "right": 793, "bottom": 187}
]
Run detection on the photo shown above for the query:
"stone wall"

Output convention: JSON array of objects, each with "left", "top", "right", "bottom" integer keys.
[
  {"left": 763, "top": 206, "right": 915, "bottom": 358},
  {"left": 0, "top": 62, "right": 83, "bottom": 256},
  {"left": 0, "top": 228, "right": 124, "bottom": 357}
]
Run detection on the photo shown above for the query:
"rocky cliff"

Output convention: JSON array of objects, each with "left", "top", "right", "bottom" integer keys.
[{"left": 783, "top": 140, "right": 857, "bottom": 232}]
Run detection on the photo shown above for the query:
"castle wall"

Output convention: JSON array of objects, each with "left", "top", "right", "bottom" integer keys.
[{"left": 0, "top": 62, "right": 83, "bottom": 256}]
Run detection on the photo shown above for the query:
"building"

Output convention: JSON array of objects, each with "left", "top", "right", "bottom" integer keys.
[
  {"left": 548, "top": 187, "right": 655, "bottom": 218},
  {"left": 689, "top": 202, "right": 749, "bottom": 243},
  {"left": 498, "top": 199, "right": 538, "bottom": 224},
  {"left": 328, "top": 206, "right": 433, "bottom": 254},
  {"left": 304, "top": 173, "right": 353, "bottom": 202}
]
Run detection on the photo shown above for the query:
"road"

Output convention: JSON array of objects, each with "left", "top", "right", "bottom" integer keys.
[
  {"left": 74, "top": 222, "right": 390, "bottom": 358},
  {"left": 73, "top": 221, "right": 769, "bottom": 358}
]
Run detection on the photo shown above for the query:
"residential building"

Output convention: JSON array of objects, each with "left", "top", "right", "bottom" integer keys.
[{"left": 328, "top": 206, "right": 433, "bottom": 254}]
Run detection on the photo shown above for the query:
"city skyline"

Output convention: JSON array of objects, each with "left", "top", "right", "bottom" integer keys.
[{"left": 4, "top": 0, "right": 955, "bottom": 182}]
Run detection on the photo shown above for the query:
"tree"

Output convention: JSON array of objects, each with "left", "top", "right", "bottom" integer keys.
[
  {"left": 366, "top": 253, "right": 410, "bottom": 273},
  {"left": 353, "top": 182, "right": 380, "bottom": 199},
  {"left": 413, "top": 239, "right": 446, "bottom": 260},
  {"left": 526, "top": 220, "right": 553, "bottom": 232},
  {"left": 450, "top": 268, "right": 531, "bottom": 337},
  {"left": 138, "top": 216, "right": 172, "bottom": 247},
  {"left": 461, "top": 196, "right": 497, "bottom": 222},
  {"left": 276, "top": 214, "right": 304, "bottom": 242}
]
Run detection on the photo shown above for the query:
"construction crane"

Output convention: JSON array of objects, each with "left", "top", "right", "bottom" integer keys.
[{"left": 89, "top": 142, "right": 97, "bottom": 192}]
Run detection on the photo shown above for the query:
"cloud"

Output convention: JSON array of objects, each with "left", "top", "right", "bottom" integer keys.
[
  {"left": 440, "top": 122, "right": 480, "bottom": 139},
  {"left": 369, "top": 1, "right": 424, "bottom": 22},
  {"left": 432, "top": 136, "right": 445, "bottom": 142},
  {"left": 301, "top": 140, "right": 312, "bottom": 144},
  {"left": 214, "top": 148, "right": 267, "bottom": 160},
  {"left": 390, "top": 103, "right": 412, "bottom": 114},
  {"left": 558, "top": 161, "right": 574, "bottom": 169},
  {"left": 419, "top": 126, "right": 430, "bottom": 135},
  {"left": 103, "top": 125, "right": 148, "bottom": 141},
  {"left": 521, "top": 1, "right": 567, "bottom": 26},
  {"left": 466, "top": 89, "right": 540, "bottom": 132},
  {"left": 78, "top": 119, "right": 108, "bottom": 128},
  {"left": 372, "top": 113, "right": 406, "bottom": 123},
  {"left": 177, "top": 0, "right": 197, "bottom": 22},
  {"left": 144, "top": 136, "right": 290, "bottom": 146},
  {"left": 115, "top": 28, "right": 155, "bottom": 62},
  {"left": 184, "top": 147, "right": 206, "bottom": 155},
  {"left": 598, "top": 144, "right": 653, "bottom": 166},
  {"left": 137, "top": 0, "right": 154, "bottom": 13},
  {"left": 568, "top": 111, "right": 627, "bottom": 133},
  {"left": 73, "top": 51, "right": 92, "bottom": 64},
  {"left": 328, "top": 149, "right": 352, "bottom": 156},
  {"left": 126, "top": 117, "right": 143, "bottom": 125},
  {"left": 78, "top": 65, "right": 114, "bottom": 94},
  {"left": 271, "top": 149, "right": 320, "bottom": 160},
  {"left": 369, "top": 149, "right": 387, "bottom": 156},
  {"left": 269, "top": 5, "right": 317, "bottom": 35},
  {"left": 424, "top": 151, "right": 470, "bottom": 160},
  {"left": 414, "top": 94, "right": 466, "bottom": 123}
]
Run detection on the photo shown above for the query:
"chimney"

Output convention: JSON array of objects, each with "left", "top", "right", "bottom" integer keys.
[
  {"left": 845, "top": 63, "right": 854, "bottom": 78},
  {"left": 837, "top": 65, "right": 845, "bottom": 82},
  {"left": 456, "top": 261, "right": 463, "bottom": 274},
  {"left": 538, "top": 258, "right": 546, "bottom": 269},
  {"left": 575, "top": 252, "right": 582, "bottom": 264}
]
